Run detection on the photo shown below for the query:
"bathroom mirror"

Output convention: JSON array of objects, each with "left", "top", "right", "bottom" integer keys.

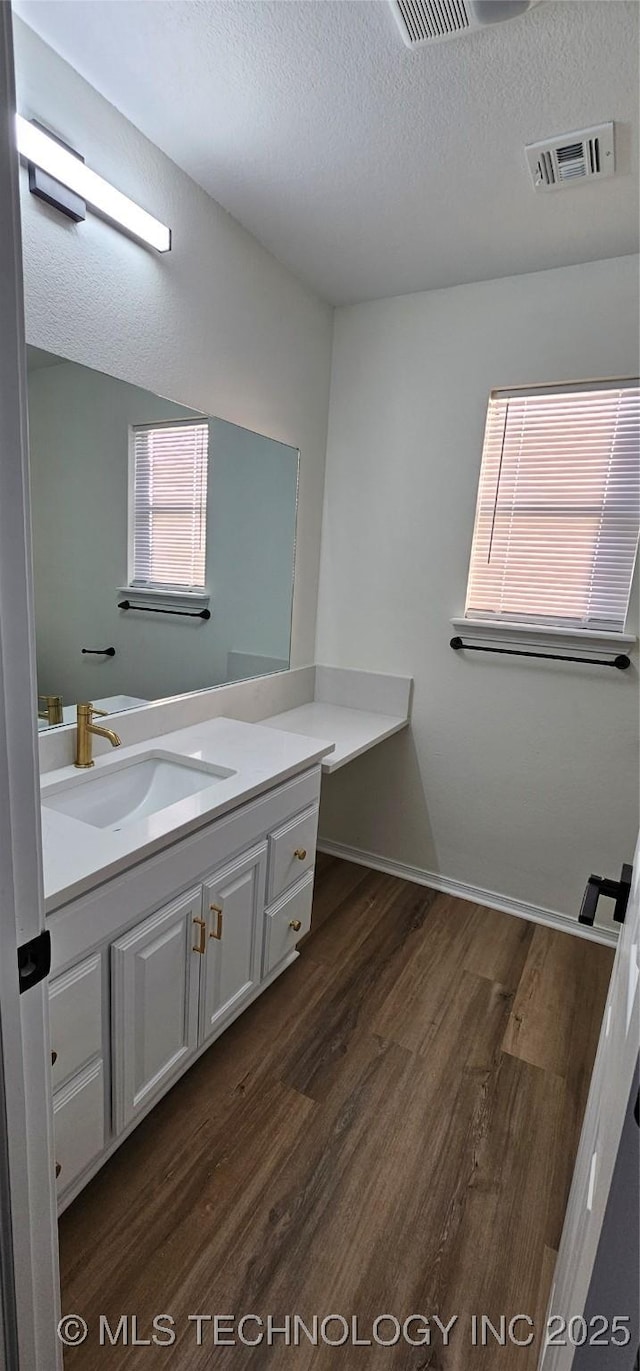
[{"left": 27, "top": 348, "right": 299, "bottom": 728}]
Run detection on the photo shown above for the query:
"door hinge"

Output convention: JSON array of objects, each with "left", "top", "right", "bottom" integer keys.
[{"left": 17, "top": 930, "right": 51, "bottom": 993}]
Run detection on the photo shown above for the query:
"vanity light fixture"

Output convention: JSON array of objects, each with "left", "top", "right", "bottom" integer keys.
[{"left": 16, "top": 115, "right": 171, "bottom": 253}]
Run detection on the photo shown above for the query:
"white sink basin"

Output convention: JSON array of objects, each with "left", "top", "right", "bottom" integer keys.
[{"left": 42, "top": 753, "right": 236, "bottom": 831}]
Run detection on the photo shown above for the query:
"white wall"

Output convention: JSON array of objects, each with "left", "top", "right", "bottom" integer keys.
[
  {"left": 14, "top": 18, "right": 333, "bottom": 674},
  {"left": 316, "top": 254, "right": 640, "bottom": 921},
  {"left": 28, "top": 361, "right": 298, "bottom": 705}
]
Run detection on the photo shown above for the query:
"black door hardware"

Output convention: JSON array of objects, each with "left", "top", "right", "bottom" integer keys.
[
  {"left": 579, "top": 863, "right": 632, "bottom": 927},
  {"left": 82, "top": 646, "right": 116, "bottom": 656},
  {"left": 17, "top": 930, "right": 51, "bottom": 993}
]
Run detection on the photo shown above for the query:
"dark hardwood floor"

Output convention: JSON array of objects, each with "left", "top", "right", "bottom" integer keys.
[{"left": 59, "top": 855, "right": 613, "bottom": 1370}]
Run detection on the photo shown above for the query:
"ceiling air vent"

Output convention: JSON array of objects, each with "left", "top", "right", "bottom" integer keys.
[
  {"left": 389, "top": 0, "right": 538, "bottom": 47},
  {"left": 525, "top": 124, "right": 615, "bottom": 192}
]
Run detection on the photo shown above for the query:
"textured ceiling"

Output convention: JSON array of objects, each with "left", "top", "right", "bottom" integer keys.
[{"left": 12, "top": 0, "right": 640, "bottom": 305}]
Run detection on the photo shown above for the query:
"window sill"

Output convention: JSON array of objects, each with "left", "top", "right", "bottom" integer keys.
[
  {"left": 450, "top": 618, "right": 637, "bottom": 653},
  {"left": 117, "top": 586, "right": 210, "bottom": 612}
]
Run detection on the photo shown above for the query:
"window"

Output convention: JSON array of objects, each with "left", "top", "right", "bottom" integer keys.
[
  {"left": 464, "top": 381, "right": 640, "bottom": 633},
  {"left": 130, "top": 419, "right": 208, "bottom": 592}
]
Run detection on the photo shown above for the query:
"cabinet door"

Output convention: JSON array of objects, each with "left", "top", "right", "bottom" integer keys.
[
  {"left": 112, "top": 887, "right": 202, "bottom": 1132},
  {"left": 200, "top": 843, "right": 267, "bottom": 1046}
]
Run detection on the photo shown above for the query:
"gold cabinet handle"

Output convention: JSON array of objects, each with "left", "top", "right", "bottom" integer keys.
[
  {"left": 55, "top": 1162, "right": 62, "bottom": 1179},
  {"left": 289, "top": 919, "right": 302, "bottom": 932},
  {"left": 192, "top": 916, "right": 207, "bottom": 955},
  {"left": 51, "top": 1049, "right": 58, "bottom": 1067},
  {"left": 294, "top": 848, "right": 307, "bottom": 861},
  {"left": 209, "top": 904, "right": 223, "bottom": 940}
]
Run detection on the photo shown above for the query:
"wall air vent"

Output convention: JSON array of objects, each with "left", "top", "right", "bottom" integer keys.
[
  {"left": 525, "top": 124, "right": 615, "bottom": 192},
  {"left": 389, "top": 0, "right": 539, "bottom": 47}
]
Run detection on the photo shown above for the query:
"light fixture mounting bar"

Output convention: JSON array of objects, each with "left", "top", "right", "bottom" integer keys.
[
  {"left": 28, "top": 122, "right": 86, "bottom": 223},
  {"left": 16, "top": 116, "right": 171, "bottom": 253}
]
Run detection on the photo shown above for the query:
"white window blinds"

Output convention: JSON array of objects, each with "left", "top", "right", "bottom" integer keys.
[
  {"left": 131, "top": 420, "right": 208, "bottom": 591},
  {"left": 464, "top": 381, "right": 640, "bottom": 631}
]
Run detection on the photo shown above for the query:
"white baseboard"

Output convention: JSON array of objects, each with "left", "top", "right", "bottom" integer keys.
[{"left": 317, "top": 839, "right": 618, "bottom": 948}]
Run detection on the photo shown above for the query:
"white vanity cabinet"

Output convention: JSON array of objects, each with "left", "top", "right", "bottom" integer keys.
[{"left": 47, "top": 764, "right": 321, "bottom": 1211}]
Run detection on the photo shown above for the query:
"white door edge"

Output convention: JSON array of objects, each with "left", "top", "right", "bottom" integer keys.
[
  {"left": 539, "top": 844, "right": 640, "bottom": 1370},
  {"left": 0, "top": 8, "right": 61, "bottom": 1367}
]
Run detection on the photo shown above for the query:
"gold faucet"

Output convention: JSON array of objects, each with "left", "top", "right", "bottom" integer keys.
[
  {"left": 38, "top": 694, "right": 64, "bottom": 726},
  {"left": 75, "top": 702, "right": 122, "bottom": 768}
]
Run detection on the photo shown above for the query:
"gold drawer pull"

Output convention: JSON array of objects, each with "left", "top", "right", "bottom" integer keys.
[
  {"left": 192, "top": 916, "right": 207, "bottom": 955},
  {"left": 294, "top": 848, "right": 307, "bottom": 861},
  {"left": 55, "top": 1162, "right": 62, "bottom": 1179},
  {"left": 209, "top": 905, "right": 223, "bottom": 940},
  {"left": 289, "top": 919, "right": 302, "bottom": 932},
  {"left": 51, "top": 1049, "right": 58, "bottom": 1067}
]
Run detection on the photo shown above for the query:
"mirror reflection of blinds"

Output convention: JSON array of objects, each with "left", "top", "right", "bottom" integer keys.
[
  {"left": 132, "top": 420, "right": 208, "bottom": 591},
  {"left": 465, "top": 381, "right": 640, "bottom": 631}
]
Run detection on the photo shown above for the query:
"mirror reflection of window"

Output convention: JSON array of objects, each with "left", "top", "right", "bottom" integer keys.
[
  {"left": 26, "top": 347, "right": 299, "bottom": 727},
  {"left": 130, "top": 420, "right": 209, "bottom": 593}
]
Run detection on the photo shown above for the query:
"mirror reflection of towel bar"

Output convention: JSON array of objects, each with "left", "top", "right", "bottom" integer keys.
[
  {"left": 118, "top": 599, "right": 211, "bottom": 620},
  {"left": 82, "top": 647, "right": 116, "bottom": 656}
]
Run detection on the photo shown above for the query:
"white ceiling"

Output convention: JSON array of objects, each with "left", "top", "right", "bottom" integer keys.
[{"left": 13, "top": 0, "right": 640, "bottom": 305}]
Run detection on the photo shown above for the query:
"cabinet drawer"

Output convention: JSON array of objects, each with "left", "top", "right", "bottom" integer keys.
[
  {"left": 49, "top": 954, "right": 102, "bottom": 1091},
  {"left": 268, "top": 806, "right": 318, "bottom": 903},
  {"left": 263, "top": 874, "right": 314, "bottom": 976},
  {"left": 53, "top": 1059, "right": 104, "bottom": 1197}
]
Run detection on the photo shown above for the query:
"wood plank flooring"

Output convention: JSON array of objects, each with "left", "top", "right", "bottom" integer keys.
[{"left": 59, "top": 856, "right": 613, "bottom": 1371}]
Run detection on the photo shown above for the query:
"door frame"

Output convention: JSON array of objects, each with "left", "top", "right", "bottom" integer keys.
[{"left": 0, "top": 7, "right": 61, "bottom": 1366}]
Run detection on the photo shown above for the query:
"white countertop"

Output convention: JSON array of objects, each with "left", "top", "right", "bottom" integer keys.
[
  {"left": 41, "top": 717, "right": 334, "bottom": 913},
  {"left": 261, "top": 702, "right": 409, "bottom": 772}
]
